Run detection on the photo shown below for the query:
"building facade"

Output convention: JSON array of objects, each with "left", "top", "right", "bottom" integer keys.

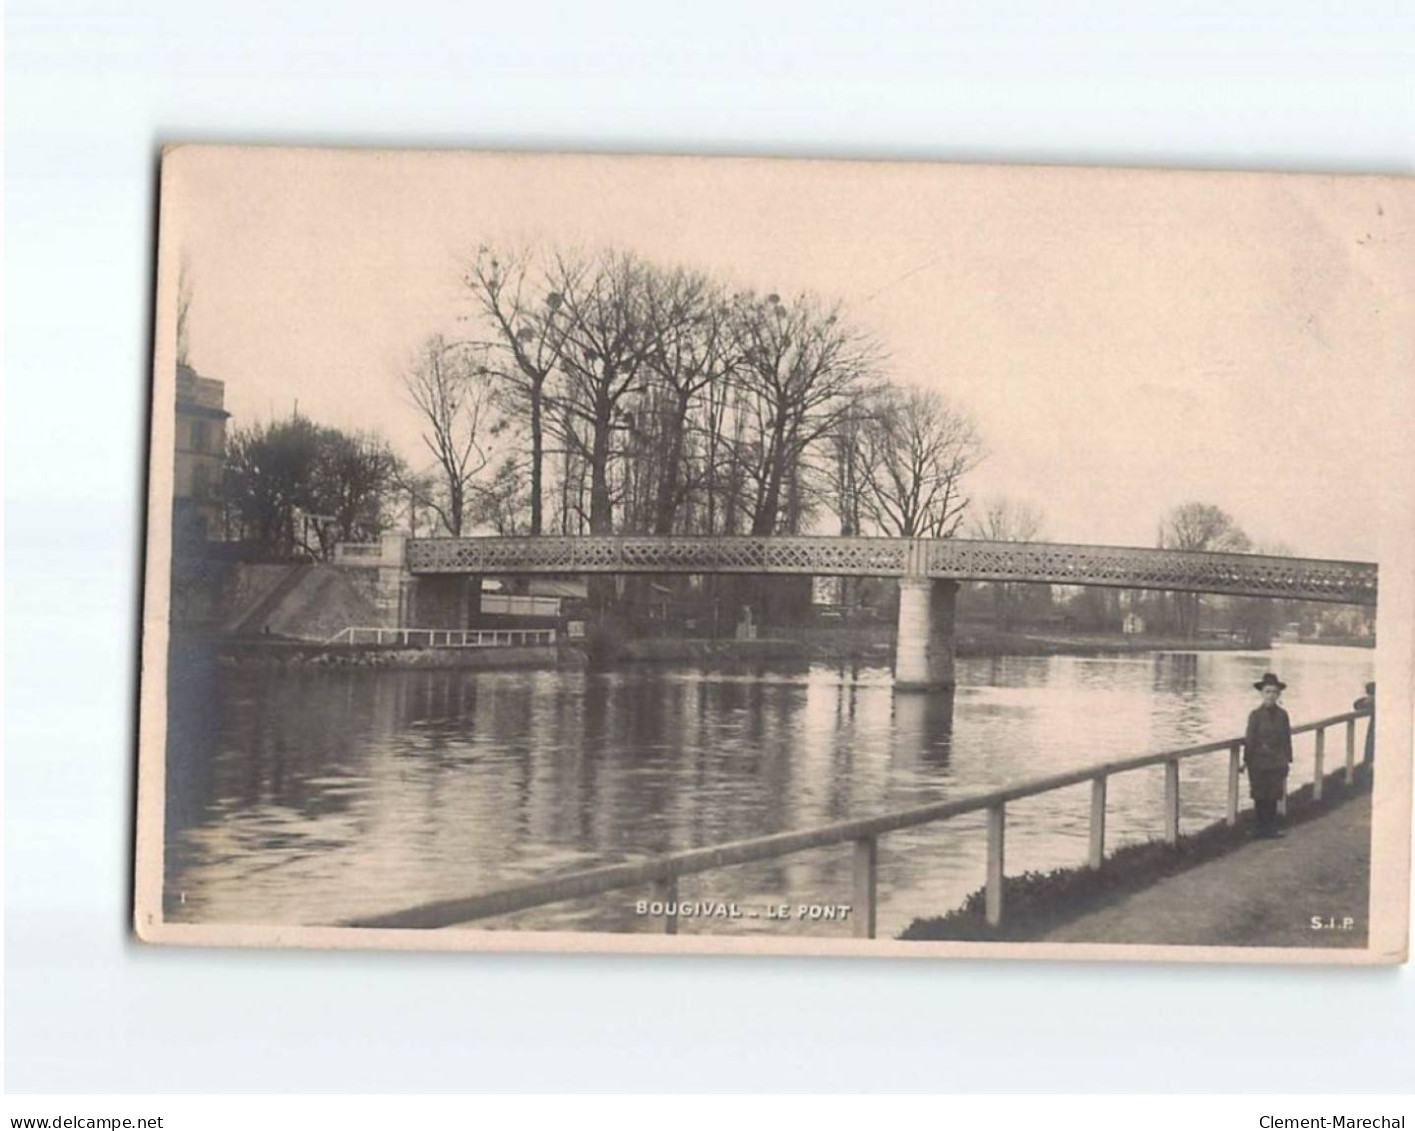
[{"left": 174, "top": 362, "right": 230, "bottom": 540}]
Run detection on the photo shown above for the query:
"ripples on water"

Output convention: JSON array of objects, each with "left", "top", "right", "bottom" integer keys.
[{"left": 164, "top": 643, "right": 1372, "bottom": 938}]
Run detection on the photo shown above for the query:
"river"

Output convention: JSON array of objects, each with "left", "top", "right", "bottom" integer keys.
[{"left": 163, "top": 643, "right": 1373, "bottom": 938}]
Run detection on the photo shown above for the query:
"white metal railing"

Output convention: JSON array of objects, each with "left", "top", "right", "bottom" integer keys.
[
  {"left": 324, "top": 626, "right": 557, "bottom": 648},
  {"left": 345, "top": 708, "right": 1373, "bottom": 937}
]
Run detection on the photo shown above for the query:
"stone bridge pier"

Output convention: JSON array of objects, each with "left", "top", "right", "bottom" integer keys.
[{"left": 893, "top": 577, "right": 959, "bottom": 692}]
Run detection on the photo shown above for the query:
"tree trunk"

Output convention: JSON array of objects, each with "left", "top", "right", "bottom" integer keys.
[
  {"left": 529, "top": 377, "right": 545, "bottom": 536},
  {"left": 652, "top": 393, "right": 691, "bottom": 535},
  {"left": 448, "top": 480, "right": 463, "bottom": 537},
  {"left": 753, "top": 416, "right": 794, "bottom": 537},
  {"left": 753, "top": 449, "right": 787, "bottom": 535},
  {"left": 588, "top": 385, "right": 614, "bottom": 536}
]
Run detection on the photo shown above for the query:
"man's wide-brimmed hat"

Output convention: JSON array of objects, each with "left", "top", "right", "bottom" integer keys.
[{"left": 1254, "top": 672, "right": 1287, "bottom": 692}]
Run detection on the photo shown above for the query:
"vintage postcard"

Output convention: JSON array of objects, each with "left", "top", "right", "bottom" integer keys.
[{"left": 135, "top": 146, "right": 1413, "bottom": 963}]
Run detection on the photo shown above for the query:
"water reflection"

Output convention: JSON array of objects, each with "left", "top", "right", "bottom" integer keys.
[{"left": 165, "top": 643, "right": 1372, "bottom": 937}]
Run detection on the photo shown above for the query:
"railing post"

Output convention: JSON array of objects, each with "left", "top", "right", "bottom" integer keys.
[
  {"left": 1227, "top": 743, "right": 1241, "bottom": 826},
  {"left": 1313, "top": 727, "right": 1325, "bottom": 801},
  {"left": 1345, "top": 718, "right": 1356, "bottom": 784},
  {"left": 1364, "top": 714, "right": 1374, "bottom": 765},
  {"left": 852, "top": 837, "right": 878, "bottom": 939},
  {"left": 1163, "top": 760, "right": 1180, "bottom": 846},
  {"left": 652, "top": 876, "right": 678, "bottom": 936},
  {"left": 1088, "top": 776, "right": 1106, "bottom": 869},
  {"left": 986, "top": 804, "right": 1005, "bottom": 927}
]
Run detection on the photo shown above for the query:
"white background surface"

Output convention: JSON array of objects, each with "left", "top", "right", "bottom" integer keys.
[{"left": 6, "top": 0, "right": 1414, "bottom": 1093}]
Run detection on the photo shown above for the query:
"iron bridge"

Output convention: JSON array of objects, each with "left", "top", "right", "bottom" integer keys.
[{"left": 402, "top": 536, "right": 1377, "bottom": 605}]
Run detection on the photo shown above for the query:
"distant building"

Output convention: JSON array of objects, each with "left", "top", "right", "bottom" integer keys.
[
  {"left": 174, "top": 363, "right": 230, "bottom": 540},
  {"left": 1122, "top": 611, "right": 1146, "bottom": 635}
]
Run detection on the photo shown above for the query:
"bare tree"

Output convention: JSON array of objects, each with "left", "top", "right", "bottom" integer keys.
[
  {"left": 639, "top": 268, "right": 737, "bottom": 534},
  {"left": 730, "top": 291, "right": 878, "bottom": 536},
  {"left": 463, "top": 248, "right": 571, "bottom": 535},
  {"left": 467, "top": 455, "right": 531, "bottom": 535},
  {"left": 548, "top": 250, "right": 661, "bottom": 535},
  {"left": 1158, "top": 502, "right": 1251, "bottom": 635},
  {"left": 859, "top": 386, "right": 982, "bottom": 538},
  {"left": 176, "top": 249, "right": 194, "bottom": 367},
  {"left": 971, "top": 496, "right": 1047, "bottom": 630},
  {"left": 1159, "top": 502, "right": 1250, "bottom": 554},
  {"left": 391, "top": 467, "right": 441, "bottom": 538},
  {"left": 826, "top": 397, "right": 872, "bottom": 538},
  {"left": 971, "top": 496, "right": 1045, "bottom": 543},
  {"left": 1230, "top": 538, "right": 1294, "bottom": 647},
  {"left": 695, "top": 358, "right": 741, "bottom": 535},
  {"left": 314, "top": 431, "right": 403, "bottom": 548},
  {"left": 401, "top": 334, "right": 497, "bottom": 536}
]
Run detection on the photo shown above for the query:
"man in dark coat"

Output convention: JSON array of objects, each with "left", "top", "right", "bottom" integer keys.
[
  {"left": 1353, "top": 681, "right": 1375, "bottom": 764},
  {"left": 1244, "top": 672, "right": 1293, "bottom": 838}
]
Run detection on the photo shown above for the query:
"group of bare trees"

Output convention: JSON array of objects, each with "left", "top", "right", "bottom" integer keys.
[
  {"left": 959, "top": 500, "right": 1295, "bottom": 644},
  {"left": 969, "top": 497, "right": 1047, "bottom": 629},
  {"left": 399, "top": 246, "right": 984, "bottom": 544},
  {"left": 1126, "top": 501, "right": 1297, "bottom": 644}
]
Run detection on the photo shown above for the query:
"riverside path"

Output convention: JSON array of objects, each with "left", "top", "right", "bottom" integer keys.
[{"left": 1038, "top": 792, "right": 1373, "bottom": 949}]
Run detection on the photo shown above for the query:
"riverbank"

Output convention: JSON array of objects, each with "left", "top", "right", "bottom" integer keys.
[
  {"left": 619, "top": 628, "right": 1255, "bottom": 663},
  {"left": 199, "top": 625, "right": 1258, "bottom": 670},
  {"left": 1280, "top": 635, "right": 1375, "bottom": 650},
  {"left": 206, "top": 636, "right": 585, "bottom": 670},
  {"left": 899, "top": 762, "right": 1372, "bottom": 946},
  {"left": 955, "top": 630, "right": 1255, "bottom": 657}
]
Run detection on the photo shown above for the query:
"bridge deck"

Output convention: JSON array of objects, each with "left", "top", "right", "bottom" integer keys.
[{"left": 402, "top": 535, "right": 1376, "bottom": 605}]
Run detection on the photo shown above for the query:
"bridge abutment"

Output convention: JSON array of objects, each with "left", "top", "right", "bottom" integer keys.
[
  {"left": 894, "top": 578, "right": 958, "bottom": 691},
  {"left": 373, "top": 534, "right": 411, "bottom": 629}
]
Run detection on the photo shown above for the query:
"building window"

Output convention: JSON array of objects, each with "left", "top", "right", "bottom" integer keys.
[{"left": 192, "top": 420, "right": 210, "bottom": 453}]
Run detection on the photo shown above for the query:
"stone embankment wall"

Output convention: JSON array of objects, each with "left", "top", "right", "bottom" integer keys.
[
  {"left": 259, "top": 566, "right": 380, "bottom": 640},
  {"left": 172, "top": 560, "right": 381, "bottom": 641}
]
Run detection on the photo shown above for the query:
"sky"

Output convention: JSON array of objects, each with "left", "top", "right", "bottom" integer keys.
[{"left": 167, "top": 147, "right": 1412, "bottom": 561}]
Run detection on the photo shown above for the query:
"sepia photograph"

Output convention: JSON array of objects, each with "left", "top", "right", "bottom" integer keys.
[{"left": 134, "top": 146, "right": 1412, "bottom": 961}]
